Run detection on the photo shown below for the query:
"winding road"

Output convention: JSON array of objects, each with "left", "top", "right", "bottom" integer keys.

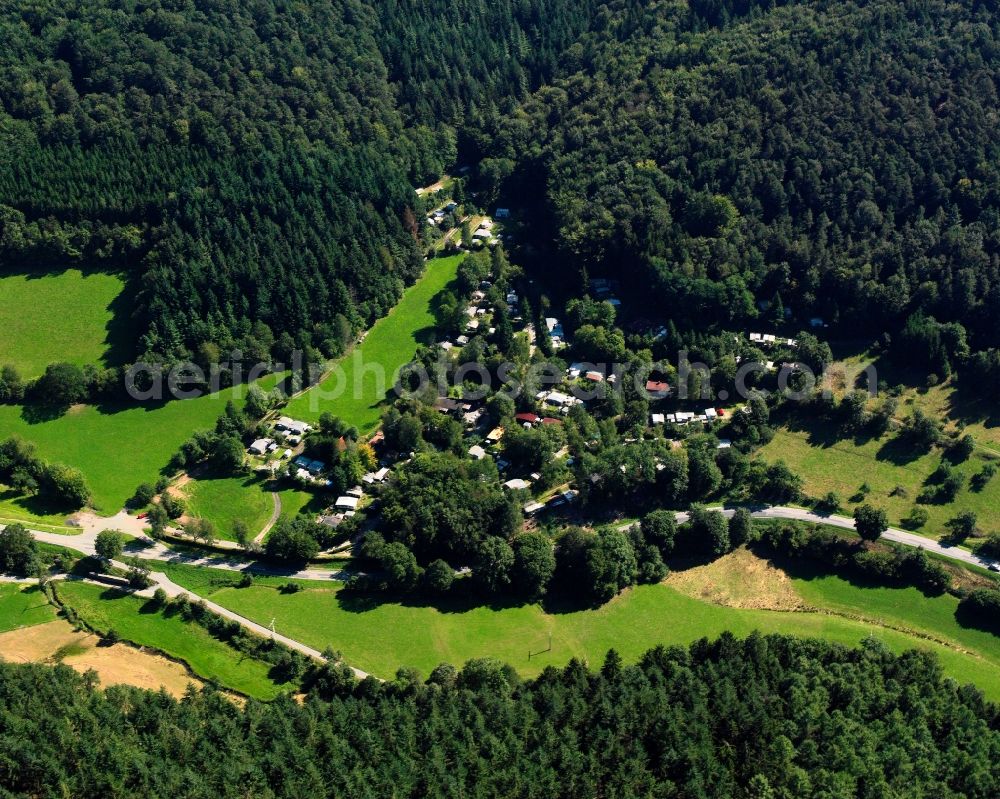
[{"left": 4, "top": 503, "right": 992, "bottom": 689}]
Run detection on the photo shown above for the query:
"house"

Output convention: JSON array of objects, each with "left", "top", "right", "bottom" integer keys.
[
  {"left": 675, "top": 411, "right": 696, "bottom": 423},
  {"left": 645, "top": 380, "right": 671, "bottom": 398},
  {"left": 373, "top": 467, "right": 390, "bottom": 482},
  {"left": 703, "top": 408, "right": 718, "bottom": 420},
  {"left": 468, "top": 445, "right": 487, "bottom": 460},
  {"left": 368, "top": 430, "right": 385, "bottom": 448},
  {"left": 248, "top": 439, "right": 272, "bottom": 456},
  {"left": 438, "top": 341, "right": 454, "bottom": 351},
  {"left": 466, "top": 319, "right": 480, "bottom": 332},
  {"left": 486, "top": 427, "right": 505, "bottom": 443},
  {"left": 524, "top": 501, "right": 546, "bottom": 516},
  {"left": 562, "top": 490, "right": 579, "bottom": 503},
  {"left": 541, "top": 417, "right": 562, "bottom": 426},
  {"left": 434, "top": 397, "right": 461, "bottom": 414},
  {"left": 318, "top": 514, "right": 344, "bottom": 528},
  {"left": 281, "top": 449, "right": 293, "bottom": 460},
  {"left": 717, "top": 439, "right": 733, "bottom": 449},
  {"left": 504, "top": 478, "right": 531, "bottom": 491},
  {"left": 651, "top": 413, "right": 666, "bottom": 425},
  {"left": 456, "top": 335, "right": 469, "bottom": 345},
  {"left": 515, "top": 412, "right": 540, "bottom": 426},
  {"left": 335, "top": 496, "right": 360, "bottom": 511},
  {"left": 346, "top": 486, "right": 365, "bottom": 498},
  {"left": 463, "top": 408, "right": 485, "bottom": 427},
  {"left": 275, "top": 417, "right": 311, "bottom": 437},
  {"left": 585, "top": 371, "right": 604, "bottom": 383},
  {"left": 543, "top": 391, "right": 572, "bottom": 408}
]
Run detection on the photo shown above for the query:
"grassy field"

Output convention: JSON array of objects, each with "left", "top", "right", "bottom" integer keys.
[
  {"left": 0, "top": 488, "right": 83, "bottom": 532},
  {"left": 0, "top": 268, "right": 133, "bottom": 377},
  {"left": 284, "top": 254, "right": 464, "bottom": 431},
  {"left": 756, "top": 417, "right": 1000, "bottom": 537},
  {"left": 179, "top": 475, "right": 324, "bottom": 542},
  {"left": 163, "top": 561, "right": 1000, "bottom": 699},
  {"left": 55, "top": 581, "right": 289, "bottom": 699},
  {"left": 0, "top": 584, "right": 58, "bottom": 632},
  {"left": 753, "top": 342, "right": 1000, "bottom": 538},
  {"left": 181, "top": 474, "right": 275, "bottom": 542},
  {"left": 0, "top": 374, "right": 284, "bottom": 516}
]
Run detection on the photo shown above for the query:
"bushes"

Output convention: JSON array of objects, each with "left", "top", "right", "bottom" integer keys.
[
  {"left": 957, "top": 589, "right": 1000, "bottom": 633},
  {"left": 758, "top": 521, "right": 949, "bottom": 596},
  {"left": 0, "top": 436, "right": 92, "bottom": 509},
  {"left": 0, "top": 523, "right": 39, "bottom": 576},
  {"left": 163, "top": 592, "right": 310, "bottom": 684}
]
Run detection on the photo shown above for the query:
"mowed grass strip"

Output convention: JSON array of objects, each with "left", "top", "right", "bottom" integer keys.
[
  {"left": 0, "top": 584, "right": 58, "bottom": 632},
  {"left": 284, "top": 254, "right": 464, "bottom": 431},
  {"left": 174, "top": 569, "right": 1000, "bottom": 699},
  {"left": 0, "top": 268, "right": 132, "bottom": 377},
  {"left": 55, "top": 580, "right": 287, "bottom": 700}
]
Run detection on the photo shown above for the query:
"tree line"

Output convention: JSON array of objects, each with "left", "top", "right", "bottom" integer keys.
[{"left": 0, "top": 633, "right": 998, "bottom": 797}]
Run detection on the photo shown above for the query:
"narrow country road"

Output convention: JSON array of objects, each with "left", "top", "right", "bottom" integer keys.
[{"left": 618, "top": 505, "right": 996, "bottom": 571}]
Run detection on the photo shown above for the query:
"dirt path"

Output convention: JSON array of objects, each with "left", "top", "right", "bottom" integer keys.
[{"left": 253, "top": 492, "right": 281, "bottom": 545}]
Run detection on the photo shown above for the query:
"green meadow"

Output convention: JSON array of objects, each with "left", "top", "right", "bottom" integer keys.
[
  {"left": 0, "top": 584, "right": 58, "bottom": 632},
  {"left": 284, "top": 254, "right": 463, "bottom": 431},
  {"left": 55, "top": 581, "right": 289, "bottom": 699},
  {"left": 0, "top": 374, "right": 283, "bottom": 515},
  {"left": 182, "top": 474, "right": 275, "bottom": 542},
  {"left": 756, "top": 420, "right": 1000, "bottom": 537},
  {"left": 0, "top": 268, "right": 133, "bottom": 377},
  {"left": 180, "top": 474, "right": 325, "bottom": 542},
  {"left": 166, "top": 559, "right": 1000, "bottom": 699}
]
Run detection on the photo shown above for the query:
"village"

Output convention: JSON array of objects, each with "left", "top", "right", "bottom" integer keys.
[{"left": 234, "top": 194, "right": 824, "bottom": 548}]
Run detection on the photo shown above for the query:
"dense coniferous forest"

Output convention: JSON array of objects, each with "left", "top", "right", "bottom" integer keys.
[
  {"left": 0, "top": 0, "right": 603, "bottom": 368},
  {"left": 5, "top": 0, "right": 1000, "bottom": 385},
  {"left": 2, "top": 635, "right": 1000, "bottom": 797}
]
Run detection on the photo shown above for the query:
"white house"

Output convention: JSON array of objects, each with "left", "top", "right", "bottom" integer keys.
[
  {"left": 335, "top": 496, "right": 360, "bottom": 511},
  {"left": 248, "top": 439, "right": 272, "bottom": 456}
]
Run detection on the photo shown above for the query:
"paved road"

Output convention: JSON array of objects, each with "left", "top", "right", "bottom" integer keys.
[
  {"left": 130, "top": 567, "right": 370, "bottom": 680},
  {"left": 619, "top": 506, "right": 997, "bottom": 570},
  {"left": 11, "top": 524, "right": 352, "bottom": 581}
]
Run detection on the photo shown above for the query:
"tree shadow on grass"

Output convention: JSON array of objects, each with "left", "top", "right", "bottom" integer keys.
[
  {"left": 0, "top": 488, "right": 76, "bottom": 521},
  {"left": 19, "top": 402, "right": 70, "bottom": 424},
  {"left": 953, "top": 604, "right": 1000, "bottom": 637},
  {"left": 335, "top": 584, "right": 536, "bottom": 616},
  {"left": 874, "top": 434, "right": 925, "bottom": 466},
  {"left": 101, "top": 278, "right": 139, "bottom": 368}
]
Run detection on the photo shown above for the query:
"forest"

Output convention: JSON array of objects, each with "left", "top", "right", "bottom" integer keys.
[
  {"left": 0, "top": 0, "right": 604, "bottom": 374},
  {"left": 2, "top": 633, "right": 999, "bottom": 798},
  {"left": 5, "top": 0, "right": 1000, "bottom": 390},
  {"left": 480, "top": 0, "right": 1000, "bottom": 385}
]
